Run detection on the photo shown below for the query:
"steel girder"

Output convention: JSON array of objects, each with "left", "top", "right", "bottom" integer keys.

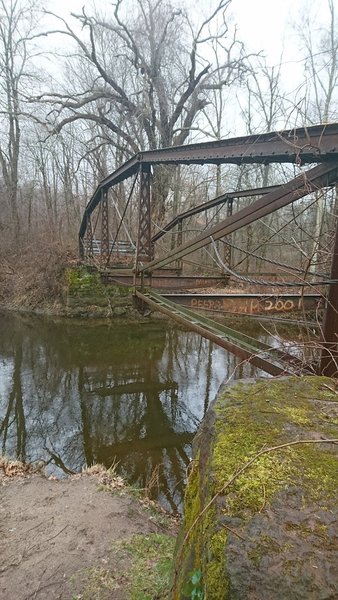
[
  {"left": 320, "top": 214, "right": 338, "bottom": 376},
  {"left": 139, "top": 161, "right": 338, "bottom": 273},
  {"left": 151, "top": 184, "right": 280, "bottom": 243},
  {"left": 100, "top": 190, "right": 109, "bottom": 265},
  {"left": 223, "top": 197, "right": 234, "bottom": 269},
  {"left": 79, "top": 123, "right": 338, "bottom": 247},
  {"left": 136, "top": 164, "right": 152, "bottom": 261}
]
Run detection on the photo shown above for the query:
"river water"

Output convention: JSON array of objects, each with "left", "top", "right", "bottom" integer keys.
[{"left": 0, "top": 311, "right": 266, "bottom": 512}]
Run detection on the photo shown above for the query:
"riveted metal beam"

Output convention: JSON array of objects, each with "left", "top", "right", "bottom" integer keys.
[
  {"left": 140, "top": 162, "right": 338, "bottom": 273},
  {"left": 136, "top": 164, "right": 152, "bottom": 265},
  {"left": 151, "top": 184, "right": 280, "bottom": 243},
  {"left": 320, "top": 215, "right": 338, "bottom": 376},
  {"left": 79, "top": 124, "right": 338, "bottom": 245},
  {"left": 100, "top": 190, "right": 109, "bottom": 265}
]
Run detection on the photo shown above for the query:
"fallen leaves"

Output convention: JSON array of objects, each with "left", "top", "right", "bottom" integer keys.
[{"left": 0, "top": 456, "right": 35, "bottom": 479}]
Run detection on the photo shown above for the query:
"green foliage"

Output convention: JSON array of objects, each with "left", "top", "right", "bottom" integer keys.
[{"left": 184, "top": 569, "right": 204, "bottom": 599}]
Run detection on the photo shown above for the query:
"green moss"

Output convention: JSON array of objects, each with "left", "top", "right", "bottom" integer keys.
[
  {"left": 204, "top": 527, "right": 228, "bottom": 600},
  {"left": 210, "top": 376, "right": 338, "bottom": 517},
  {"left": 184, "top": 460, "right": 201, "bottom": 531},
  {"left": 173, "top": 458, "right": 204, "bottom": 598},
  {"left": 66, "top": 267, "right": 106, "bottom": 296},
  {"left": 174, "top": 376, "right": 338, "bottom": 599},
  {"left": 173, "top": 453, "right": 232, "bottom": 597},
  {"left": 276, "top": 405, "right": 311, "bottom": 426},
  {"left": 66, "top": 267, "right": 133, "bottom": 310},
  {"left": 295, "top": 445, "right": 338, "bottom": 504}
]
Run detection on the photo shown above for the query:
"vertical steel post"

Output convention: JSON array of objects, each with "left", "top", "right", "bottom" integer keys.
[
  {"left": 136, "top": 164, "right": 152, "bottom": 268},
  {"left": 320, "top": 215, "right": 338, "bottom": 376},
  {"left": 223, "top": 198, "right": 234, "bottom": 273},
  {"left": 87, "top": 216, "right": 94, "bottom": 259},
  {"left": 101, "top": 190, "right": 109, "bottom": 266},
  {"left": 134, "top": 164, "right": 152, "bottom": 309},
  {"left": 176, "top": 219, "right": 183, "bottom": 273}
]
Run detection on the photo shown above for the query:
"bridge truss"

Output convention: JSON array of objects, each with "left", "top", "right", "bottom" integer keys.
[{"left": 79, "top": 124, "right": 338, "bottom": 377}]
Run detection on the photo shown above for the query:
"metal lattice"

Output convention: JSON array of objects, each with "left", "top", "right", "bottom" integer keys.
[
  {"left": 223, "top": 198, "right": 233, "bottom": 268},
  {"left": 136, "top": 165, "right": 152, "bottom": 264},
  {"left": 101, "top": 190, "right": 109, "bottom": 265},
  {"left": 86, "top": 216, "right": 94, "bottom": 259}
]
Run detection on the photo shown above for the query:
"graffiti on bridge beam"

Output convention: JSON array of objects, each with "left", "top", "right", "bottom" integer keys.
[{"left": 190, "top": 297, "right": 321, "bottom": 314}]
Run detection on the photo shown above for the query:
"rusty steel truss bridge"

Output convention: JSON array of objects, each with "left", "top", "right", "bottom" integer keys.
[{"left": 79, "top": 123, "right": 338, "bottom": 377}]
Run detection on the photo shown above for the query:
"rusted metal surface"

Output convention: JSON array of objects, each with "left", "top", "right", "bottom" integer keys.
[
  {"left": 151, "top": 185, "right": 279, "bottom": 243},
  {"left": 137, "top": 164, "right": 152, "bottom": 262},
  {"left": 140, "top": 162, "right": 338, "bottom": 273},
  {"left": 100, "top": 190, "right": 109, "bottom": 265},
  {"left": 142, "top": 124, "right": 338, "bottom": 166},
  {"left": 86, "top": 216, "right": 94, "bottom": 259},
  {"left": 103, "top": 273, "right": 228, "bottom": 290},
  {"left": 79, "top": 123, "right": 338, "bottom": 244},
  {"left": 78, "top": 123, "right": 338, "bottom": 376},
  {"left": 135, "top": 290, "right": 305, "bottom": 377},
  {"left": 320, "top": 215, "right": 338, "bottom": 376},
  {"left": 161, "top": 293, "right": 322, "bottom": 314},
  {"left": 223, "top": 197, "right": 233, "bottom": 269}
]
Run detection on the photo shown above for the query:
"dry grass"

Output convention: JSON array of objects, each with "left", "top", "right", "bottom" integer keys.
[
  {"left": 80, "top": 463, "right": 126, "bottom": 491},
  {"left": 0, "top": 235, "right": 77, "bottom": 309}
]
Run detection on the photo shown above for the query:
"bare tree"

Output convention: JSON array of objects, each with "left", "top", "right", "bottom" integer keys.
[
  {"left": 299, "top": 0, "right": 338, "bottom": 124},
  {"left": 0, "top": 0, "right": 24, "bottom": 234},
  {"left": 296, "top": 0, "right": 338, "bottom": 273},
  {"left": 0, "top": 0, "right": 43, "bottom": 236},
  {"left": 33, "top": 0, "right": 249, "bottom": 219}
]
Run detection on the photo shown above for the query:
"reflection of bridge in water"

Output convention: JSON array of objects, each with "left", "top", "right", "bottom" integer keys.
[
  {"left": 1, "top": 314, "right": 240, "bottom": 512},
  {"left": 79, "top": 124, "right": 338, "bottom": 376}
]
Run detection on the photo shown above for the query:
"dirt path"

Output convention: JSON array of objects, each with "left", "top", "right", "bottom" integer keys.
[{"left": 0, "top": 471, "right": 178, "bottom": 600}]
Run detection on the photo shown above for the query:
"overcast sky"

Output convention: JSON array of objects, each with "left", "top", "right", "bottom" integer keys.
[
  {"left": 52, "top": 0, "right": 331, "bottom": 88},
  {"left": 43, "top": 0, "right": 337, "bottom": 136},
  {"left": 54, "top": 0, "right": 333, "bottom": 63}
]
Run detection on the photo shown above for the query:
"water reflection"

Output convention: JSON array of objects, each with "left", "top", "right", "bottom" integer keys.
[{"left": 0, "top": 312, "right": 259, "bottom": 511}]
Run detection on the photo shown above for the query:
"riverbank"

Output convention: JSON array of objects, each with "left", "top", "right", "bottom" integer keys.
[
  {"left": 1, "top": 246, "right": 313, "bottom": 321},
  {"left": 0, "top": 460, "right": 178, "bottom": 600},
  {"left": 0, "top": 248, "right": 141, "bottom": 319}
]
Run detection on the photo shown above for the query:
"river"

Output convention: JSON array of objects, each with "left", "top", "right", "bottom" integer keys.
[{"left": 0, "top": 311, "right": 269, "bottom": 512}]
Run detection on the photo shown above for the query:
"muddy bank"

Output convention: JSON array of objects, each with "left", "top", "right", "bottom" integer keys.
[{"left": 0, "top": 465, "right": 178, "bottom": 600}]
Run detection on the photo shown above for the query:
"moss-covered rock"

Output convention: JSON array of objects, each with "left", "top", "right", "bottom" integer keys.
[
  {"left": 172, "top": 376, "right": 338, "bottom": 599},
  {"left": 64, "top": 267, "right": 136, "bottom": 318}
]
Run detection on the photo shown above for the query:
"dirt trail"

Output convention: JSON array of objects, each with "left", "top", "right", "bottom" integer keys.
[{"left": 0, "top": 473, "right": 177, "bottom": 600}]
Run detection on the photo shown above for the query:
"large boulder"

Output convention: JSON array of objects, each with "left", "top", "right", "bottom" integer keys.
[{"left": 172, "top": 376, "right": 338, "bottom": 599}]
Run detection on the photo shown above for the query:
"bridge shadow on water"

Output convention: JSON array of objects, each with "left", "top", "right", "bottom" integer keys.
[{"left": 0, "top": 312, "right": 261, "bottom": 512}]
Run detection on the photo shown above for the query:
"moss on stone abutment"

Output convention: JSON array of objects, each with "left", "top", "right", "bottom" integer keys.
[
  {"left": 172, "top": 376, "right": 338, "bottom": 599},
  {"left": 65, "top": 266, "right": 137, "bottom": 318}
]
